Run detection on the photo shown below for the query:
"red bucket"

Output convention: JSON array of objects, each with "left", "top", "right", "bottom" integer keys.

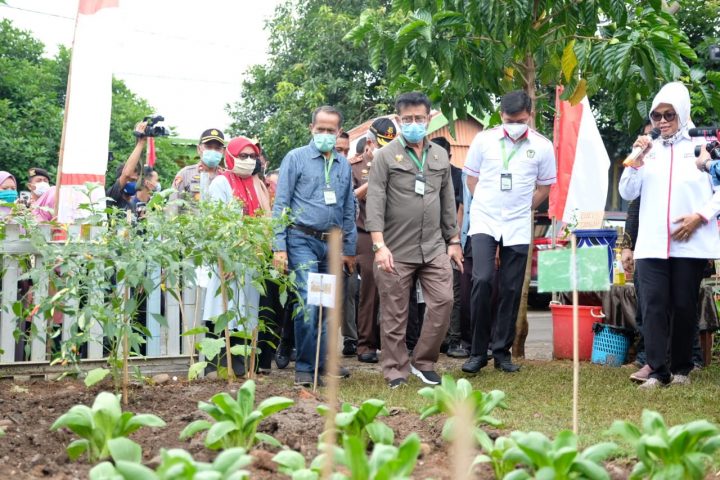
[{"left": 550, "top": 303, "right": 604, "bottom": 361}]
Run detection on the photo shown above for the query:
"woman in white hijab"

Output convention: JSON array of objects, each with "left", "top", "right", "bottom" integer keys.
[{"left": 619, "top": 82, "right": 720, "bottom": 389}]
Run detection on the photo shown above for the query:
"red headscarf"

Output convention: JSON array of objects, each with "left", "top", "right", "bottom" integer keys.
[{"left": 223, "top": 137, "right": 261, "bottom": 216}]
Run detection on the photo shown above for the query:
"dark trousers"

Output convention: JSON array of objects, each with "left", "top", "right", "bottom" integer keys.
[
  {"left": 459, "top": 245, "right": 474, "bottom": 344},
  {"left": 469, "top": 234, "right": 528, "bottom": 363},
  {"left": 356, "top": 231, "right": 380, "bottom": 354},
  {"left": 637, "top": 257, "right": 706, "bottom": 383},
  {"left": 445, "top": 267, "right": 462, "bottom": 344},
  {"left": 258, "top": 281, "right": 283, "bottom": 370},
  {"left": 406, "top": 274, "right": 426, "bottom": 351}
]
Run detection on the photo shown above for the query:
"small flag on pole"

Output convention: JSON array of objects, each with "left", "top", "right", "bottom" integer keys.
[
  {"left": 147, "top": 137, "right": 157, "bottom": 167},
  {"left": 537, "top": 245, "right": 609, "bottom": 293}
]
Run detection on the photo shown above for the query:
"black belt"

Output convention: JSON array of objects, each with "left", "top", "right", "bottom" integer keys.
[{"left": 290, "top": 224, "right": 331, "bottom": 241}]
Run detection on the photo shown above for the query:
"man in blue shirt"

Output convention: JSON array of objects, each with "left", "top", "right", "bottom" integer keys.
[{"left": 272, "top": 105, "right": 357, "bottom": 387}]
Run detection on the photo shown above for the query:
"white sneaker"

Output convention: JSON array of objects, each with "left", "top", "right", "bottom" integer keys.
[
  {"left": 671, "top": 374, "right": 690, "bottom": 386},
  {"left": 638, "top": 377, "right": 667, "bottom": 390}
]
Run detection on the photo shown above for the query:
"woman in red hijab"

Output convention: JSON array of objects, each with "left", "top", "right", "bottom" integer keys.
[{"left": 208, "top": 136, "right": 270, "bottom": 216}]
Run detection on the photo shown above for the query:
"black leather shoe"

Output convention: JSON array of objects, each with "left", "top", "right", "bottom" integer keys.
[
  {"left": 358, "top": 352, "right": 379, "bottom": 363},
  {"left": 342, "top": 340, "right": 357, "bottom": 357},
  {"left": 461, "top": 356, "right": 488, "bottom": 373},
  {"left": 275, "top": 349, "right": 291, "bottom": 370},
  {"left": 495, "top": 361, "right": 521, "bottom": 373},
  {"left": 447, "top": 343, "right": 470, "bottom": 358}
]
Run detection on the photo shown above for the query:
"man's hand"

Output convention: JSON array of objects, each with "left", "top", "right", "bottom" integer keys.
[
  {"left": 621, "top": 248, "right": 634, "bottom": 277},
  {"left": 343, "top": 255, "right": 356, "bottom": 273},
  {"left": 696, "top": 148, "right": 711, "bottom": 172},
  {"left": 374, "top": 246, "right": 395, "bottom": 273},
  {"left": 134, "top": 121, "right": 148, "bottom": 142},
  {"left": 273, "top": 251, "right": 288, "bottom": 272},
  {"left": 448, "top": 244, "right": 464, "bottom": 273},
  {"left": 672, "top": 213, "right": 705, "bottom": 242}
]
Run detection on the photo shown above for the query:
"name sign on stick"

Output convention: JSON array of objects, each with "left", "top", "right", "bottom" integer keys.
[
  {"left": 307, "top": 273, "right": 337, "bottom": 308},
  {"left": 575, "top": 211, "right": 605, "bottom": 230},
  {"left": 537, "top": 245, "right": 609, "bottom": 293}
]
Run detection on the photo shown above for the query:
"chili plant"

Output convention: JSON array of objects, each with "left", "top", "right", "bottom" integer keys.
[
  {"left": 50, "top": 391, "right": 166, "bottom": 462},
  {"left": 609, "top": 409, "right": 720, "bottom": 480},
  {"left": 179, "top": 379, "right": 294, "bottom": 450}
]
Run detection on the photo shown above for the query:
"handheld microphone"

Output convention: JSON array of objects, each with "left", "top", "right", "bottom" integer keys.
[
  {"left": 623, "top": 128, "right": 661, "bottom": 167},
  {"left": 688, "top": 127, "right": 720, "bottom": 138}
]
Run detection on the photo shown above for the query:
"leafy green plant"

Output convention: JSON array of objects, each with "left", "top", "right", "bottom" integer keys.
[
  {"left": 418, "top": 374, "right": 507, "bottom": 444},
  {"left": 318, "top": 398, "right": 394, "bottom": 447},
  {"left": 50, "top": 391, "right": 166, "bottom": 462},
  {"left": 179, "top": 379, "right": 293, "bottom": 450},
  {"left": 473, "top": 435, "right": 518, "bottom": 480},
  {"left": 609, "top": 409, "right": 720, "bottom": 480},
  {"left": 275, "top": 433, "right": 422, "bottom": 480},
  {"left": 90, "top": 439, "right": 252, "bottom": 480},
  {"left": 501, "top": 430, "right": 616, "bottom": 480}
]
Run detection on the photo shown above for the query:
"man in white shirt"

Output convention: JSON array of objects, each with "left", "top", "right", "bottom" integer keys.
[{"left": 461, "top": 90, "right": 557, "bottom": 373}]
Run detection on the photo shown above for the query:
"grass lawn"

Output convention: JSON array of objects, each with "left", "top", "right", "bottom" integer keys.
[{"left": 336, "top": 360, "right": 720, "bottom": 451}]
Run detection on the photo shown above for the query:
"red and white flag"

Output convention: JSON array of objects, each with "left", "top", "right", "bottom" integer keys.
[
  {"left": 548, "top": 86, "right": 610, "bottom": 223},
  {"left": 146, "top": 137, "right": 157, "bottom": 167},
  {"left": 55, "top": 0, "right": 119, "bottom": 223}
]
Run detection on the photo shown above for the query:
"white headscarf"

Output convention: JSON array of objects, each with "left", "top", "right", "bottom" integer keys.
[{"left": 650, "top": 82, "right": 695, "bottom": 143}]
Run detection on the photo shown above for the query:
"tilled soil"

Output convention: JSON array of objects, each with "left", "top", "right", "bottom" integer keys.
[{"left": 0, "top": 367, "right": 476, "bottom": 480}]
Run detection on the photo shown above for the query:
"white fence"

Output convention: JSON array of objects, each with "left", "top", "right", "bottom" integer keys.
[{"left": 0, "top": 223, "right": 197, "bottom": 376}]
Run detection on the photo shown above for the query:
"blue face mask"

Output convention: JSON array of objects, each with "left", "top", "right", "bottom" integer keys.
[
  {"left": 313, "top": 133, "right": 337, "bottom": 153},
  {"left": 0, "top": 190, "right": 18, "bottom": 203},
  {"left": 202, "top": 149, "right": 223, "bottom": 168},
  {"left": 401, "top": 122, "right": 427, "bottom": 144}
]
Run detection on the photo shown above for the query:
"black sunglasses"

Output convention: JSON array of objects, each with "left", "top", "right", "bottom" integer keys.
[{"left": 650, "top": 111, "right": 677, "bottom": 122}]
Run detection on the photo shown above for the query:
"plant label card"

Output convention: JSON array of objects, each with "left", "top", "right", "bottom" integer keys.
[
  {"left": 575, "top": 211, "right": 604, "bottom": 230},
  {"left": 307, "top": 273, "right": 336, "bottom": 308},
  {"left": 537, "top": 245, "right": 609, "bottom": 293}
]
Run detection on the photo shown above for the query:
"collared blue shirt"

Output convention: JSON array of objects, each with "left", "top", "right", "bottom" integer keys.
[
  {"left": 272, "top": 140, "right": 357, "bottom": 256},
  {"left": 709, "top": 160, "right": 720, "bottom": 187}
]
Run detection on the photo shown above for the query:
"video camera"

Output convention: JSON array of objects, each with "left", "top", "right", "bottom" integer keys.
[
  {"left": 134, "top": 115, "right": 170, "bottom": 138},
  {"left": 690, "top": 127, "right": 720, "bottom": 160}
]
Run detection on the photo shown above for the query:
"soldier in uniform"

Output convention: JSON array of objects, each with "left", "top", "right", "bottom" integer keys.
[
  {"left": 351, "top": 117, "right": 396, "bottom": 363},
  {"left": 172, "top": 129, "right": 225, "bottom": 202}
]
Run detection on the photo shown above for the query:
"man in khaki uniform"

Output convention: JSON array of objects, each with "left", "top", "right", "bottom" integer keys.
[
  {"left": 172, "top": 129, "right": 225, "bottom": 202},
  {"left": 366, "top": 92, "right": 463, "bottom": 389}
]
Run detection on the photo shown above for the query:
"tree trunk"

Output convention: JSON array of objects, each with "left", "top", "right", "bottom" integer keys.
[{"left": 513, "top": 51, "right": 537, "bottom": 359}]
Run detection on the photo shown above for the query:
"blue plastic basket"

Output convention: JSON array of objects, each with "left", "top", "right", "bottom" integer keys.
[
  {"left": 591, "top": 323, "right": 630, "bottom": 367},
  {"left": 575, "top": 229, "right": 618, "bottom": 283}
]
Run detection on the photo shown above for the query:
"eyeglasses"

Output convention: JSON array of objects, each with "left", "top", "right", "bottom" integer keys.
[
  {"left": 399, "top": 115, "right": 428, "bottom": 125},
  {"left": 232, "top": 153, "right": 259, "bottom": 161},
  {"left": 650, "top": 111, "right": 677, "bottom": 122}
]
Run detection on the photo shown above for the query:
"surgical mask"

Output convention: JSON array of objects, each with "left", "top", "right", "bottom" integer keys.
[
  {"left": 232, "top": 158, "right": 257, "bottom": 178},
  {"left": 313, "top": 133, "right": 337, "bottom": 153},
  {"left": 503, "top": 123, "right": 528, "bottom": 141},
  {"left": 154, "top": 183, "right": 162, "bottom": 193},
  {"left": 401, "top": 123, "right": 427, "bottom": 144},
  {"left": 0, "top": 190, "right": 18, "bottom": 203},
  {"left": 201, "top": 149, "right": 223, "bottom": 168},
  {"left": 34, "top": 182, "right": 50, "bottom": 197}
]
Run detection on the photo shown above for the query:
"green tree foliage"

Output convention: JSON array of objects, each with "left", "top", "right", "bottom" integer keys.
[
  {"left": 0, "top": 19, "right": 190, "bottom": 190},
  {"left": 348, "top": 0, "right": 719, "bottom": 132},
  {"left": 226, "top": 0, "right": 394, "bottom": 168}
]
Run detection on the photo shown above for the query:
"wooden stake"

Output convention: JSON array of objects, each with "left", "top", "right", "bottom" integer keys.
[
  {"left": 321, "top": 228, "right": 343, "bottom": 480},
  {"left": 247, "top": 327, "right": 258, "bottom": 380},
  {"left": 571, "top": 234, "right": 579, "bottom": 434},
  {"left": 451, "top": 401, "right": 475, "bottom": 480},
  {"left": 313, "top": 304, "right": 323, "bottom": 393},
  {"left": 218, "top": 258, "right": 235, "bottom": 383},
  {"left": 122, "top": 286, "right": 130, "bottom": 406}
]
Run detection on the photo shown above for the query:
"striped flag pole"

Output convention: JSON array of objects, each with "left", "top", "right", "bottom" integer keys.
[{"left": 54, "top": 0, "right": 119, "bottom": 224}]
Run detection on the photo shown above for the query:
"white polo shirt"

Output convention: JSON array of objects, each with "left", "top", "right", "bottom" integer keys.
[{"left": 463, "top": 126, "right": 556, "bottom": 246}]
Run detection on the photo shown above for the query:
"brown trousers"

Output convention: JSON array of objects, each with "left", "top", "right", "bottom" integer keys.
[
  {"left": 356, "top": 231, "right": 380, "bottom": 354},
  {"left": 374, "top": 253, "right": 453, "bottom": 381}
]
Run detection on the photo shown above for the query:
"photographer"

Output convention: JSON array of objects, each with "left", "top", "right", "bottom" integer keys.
[
  {"left": 129, "top": 166, "right": 160, "bottom": 217},
  {"left": 107, "top": 121, "right": 148, "bottom": 211},
  {"left": 696, "top": 145, "right": 720, "bottom": 186}
]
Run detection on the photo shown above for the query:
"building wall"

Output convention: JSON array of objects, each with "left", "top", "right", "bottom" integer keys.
[{"left": 427, "top": 119, "right": 483, "bottom": 169}]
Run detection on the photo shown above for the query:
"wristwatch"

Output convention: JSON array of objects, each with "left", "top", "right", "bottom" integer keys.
[
  {"left": 372, "top": 242, "right": 385, "bottom": 253},
  {"left": 448, "top": 240, "right": 461, "bottom": 246}
]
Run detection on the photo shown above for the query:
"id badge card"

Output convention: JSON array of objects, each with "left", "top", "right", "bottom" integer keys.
[
  {"left": 500, "top": 172, "right": 512, "bottom": 191},
  {"left": 415, "top": 174, "right": 426, "bottom": 196},
  {"left": 323, "top": 186, "right": 337, "bottom": 205}
]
